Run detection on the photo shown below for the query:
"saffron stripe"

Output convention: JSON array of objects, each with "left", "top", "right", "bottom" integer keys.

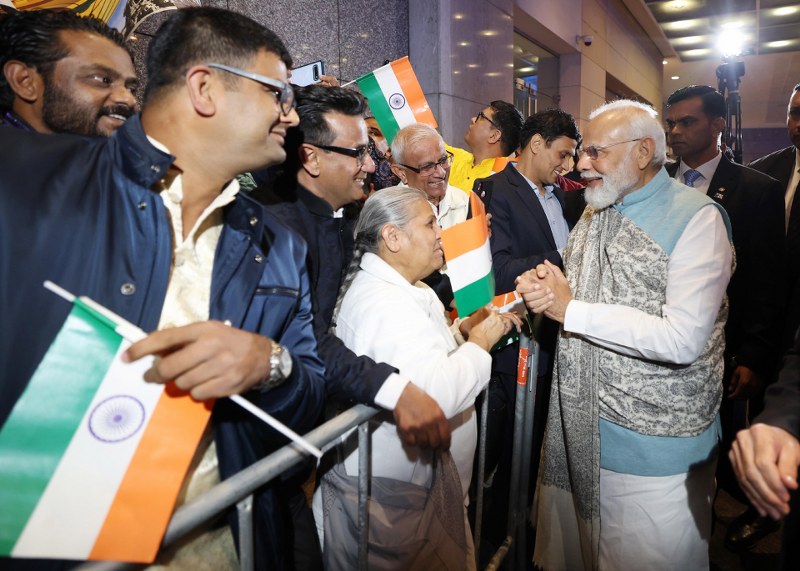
[
  {"left": 446, "top": 239, "right": 493, "bottom": 291},
  {"left": 390, "top": 57, "right": 437, "bottom": 126},
  {"left": 357, "top": 72, "right": 402, "bottom": 144},
  {"left": 441, "top": 215, "right": 489, "bottom": 261},
  {"left": 0, "top": 305, "right": 120, "bottom": 554},
  {"left": 91, "top": 385, "right": 212, "bottom": 562}
]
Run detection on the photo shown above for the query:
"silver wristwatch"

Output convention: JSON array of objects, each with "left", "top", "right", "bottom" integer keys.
[{"left": 259, "top": 341, "right": 292, "bottom": 390}]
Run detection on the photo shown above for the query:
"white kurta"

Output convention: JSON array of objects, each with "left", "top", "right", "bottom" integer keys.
[{"left": 334, "top": 253, "right": 492, "bottom": 498}]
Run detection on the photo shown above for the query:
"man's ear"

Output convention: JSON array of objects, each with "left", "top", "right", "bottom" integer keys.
[
  {"left": 380, "top": 223, "right": 402, "bottom": 253},
  {"left": 636, "top": 137, "right": 657, "bottom": 170},
  {"left": 488, "top": 128, "right": 502, "bottom": 146},
  {"left": 3, "top": 61, "right": 43, "bottom": 104},
  {"left": 529, "top": 133, "right": 543, "bottom": 154},
  {"left": 185, "top": 65, "right": 217, "bottom": 117},
  {"left": 391, "top": 163, "right": 407, "bottom": 184},
  {"left": 299, "top": 143, "right": 321, "bottom": 177},
  {"left": 711, "top": 116, "right": 726, "bottom": 138}
]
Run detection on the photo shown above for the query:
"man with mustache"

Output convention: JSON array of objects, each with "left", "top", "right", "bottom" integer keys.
[
  {"left": 518, "top": 100, "right": 734, "bottom": 570},
  {"left": 0, "top": 9, "right": 138, "bottom": 136},
  {"left": 665, "top": 85, "right": 786, "bottom": 551}
]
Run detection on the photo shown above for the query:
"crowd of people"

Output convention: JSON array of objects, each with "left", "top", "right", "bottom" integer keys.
[{"left": 1, "top": 6, "right": 799, "bottom": 571}]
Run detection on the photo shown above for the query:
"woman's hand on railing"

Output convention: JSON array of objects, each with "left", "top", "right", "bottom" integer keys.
[{"left": 465, "top": 308, "right": 522, "bottom": 352}]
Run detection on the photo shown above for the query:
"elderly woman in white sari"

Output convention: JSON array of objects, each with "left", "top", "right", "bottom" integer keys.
[{"left": 317, "top": 185, "right": 520, "bottom": 570}]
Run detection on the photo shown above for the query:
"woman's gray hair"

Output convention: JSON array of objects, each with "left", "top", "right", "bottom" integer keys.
[
  {"left": 330, "top": 185, "right": 429, "bottom": 329},
  {"left": 589, "top": 99, "right": 668, "bottom": 166},
  {"left": 390, "top": 123, "right": 444, "bottom": 165}
]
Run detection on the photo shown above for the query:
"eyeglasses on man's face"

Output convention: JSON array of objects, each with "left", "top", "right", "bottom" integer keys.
[
  {"left": 398, "top": 151, "right": 454, "bottom": 177},
  {"left": 308, "top": 143, "right": 371, "bottom": 168},
  {"left": 578, "top": 138, "right": 642, "bottom": 160},
  {"left": 476, "top": 110, "right": 500, "bottom": 131},
  {"left": 206, "top": 62, "right": 294, "bottom": 116}
]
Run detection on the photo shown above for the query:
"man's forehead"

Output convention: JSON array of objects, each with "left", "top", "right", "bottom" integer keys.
[
  {"left": 666, "top": 97, "right": 703, "bottom": 117},
  {"left": 788, "top": 90, "right": 800, "bottom": 110},
  {"left": 325, "top": 112, "right": 368, "bottom": 143},
  {"left": 408, "top": 136, "right": 445, "bottom": 161}
]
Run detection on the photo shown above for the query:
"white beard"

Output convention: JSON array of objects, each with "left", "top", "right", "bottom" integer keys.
[{"left": 582, "top": 154, "right": 638, "bottom": 209}]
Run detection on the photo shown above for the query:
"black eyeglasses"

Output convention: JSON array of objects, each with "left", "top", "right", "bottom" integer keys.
[
  {"left": 578, "top": 138, "right": 642, "bottom": 160},
  {"left": 476, "top": 110, "right": 500, "bottom": 130},
  {"left": 207, "top": 62, "right": 294, "bottom": 116},
  {"left": 309, "top": 143, "right": 371, "bottom": 167},
  {"left": 398, "top": 151, "right": 454, "bottom": 176}
]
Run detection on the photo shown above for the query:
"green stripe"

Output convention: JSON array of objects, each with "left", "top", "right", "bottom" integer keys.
[
  {"left": 357, "top": 72, "right": 402, "bottom": 145},
  {"left": 454, "top": 271, "right": 495, "bottom": 317},
  {"left": 0, "top": 304, "right": 121, "bottom": 553}
]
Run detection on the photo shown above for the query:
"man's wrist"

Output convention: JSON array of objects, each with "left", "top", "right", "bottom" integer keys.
[{"left": 256, "top": 340, "right": 292, "bottom": 391}]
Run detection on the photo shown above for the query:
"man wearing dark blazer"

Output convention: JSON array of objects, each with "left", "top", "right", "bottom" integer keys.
[
  {"left": 749, "top": 83, "right": 800, "bottom": 350},
  {"left": 473, "top": 109, "right": 584, "bottom": 557},
  {"left": 665, "top": 85, "right": 786, "bottom": 551}
]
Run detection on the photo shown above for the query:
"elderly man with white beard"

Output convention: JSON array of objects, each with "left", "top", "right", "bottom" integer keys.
[{"left": 516, "top": 100, "right": 735, "bottom": 571}]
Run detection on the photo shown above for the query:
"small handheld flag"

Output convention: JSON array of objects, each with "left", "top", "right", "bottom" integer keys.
[
  {"left": 356, "top": 56, "right": 437, "bottom": 145},
  {"left": 440, "top": 193, "right": 495, "bottom": 317}
]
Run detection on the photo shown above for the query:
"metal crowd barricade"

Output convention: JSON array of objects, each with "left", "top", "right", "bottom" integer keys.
[{"left": 77, "top": 328, "right": 541, "bottom": 571}]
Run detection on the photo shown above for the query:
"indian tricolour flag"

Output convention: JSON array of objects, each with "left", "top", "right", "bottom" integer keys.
[
  {"left": 0, "top": 285, "right": 211, "bottom": 563},
  {"left": 441, "top": 192, "right": 495, "bottom": 316},
  {"left": 356, "top": 56, "right": 437, "bottom": 145}
]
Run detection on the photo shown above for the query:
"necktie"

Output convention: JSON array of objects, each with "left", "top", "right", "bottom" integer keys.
[{"left": 683, "top": 169, "right": 702, "bottom": 187}]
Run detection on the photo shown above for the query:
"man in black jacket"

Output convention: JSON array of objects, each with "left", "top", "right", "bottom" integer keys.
[
  {"left": 665, "top": 85, "right": 786, "bottom": 550},
  {"left": 264, "top": 86, "right": 451, "bottom": 568}
]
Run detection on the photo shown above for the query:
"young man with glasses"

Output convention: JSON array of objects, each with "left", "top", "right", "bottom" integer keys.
[
  {"left": 445, "top": 100, "right": 523, "bottom": 193},
  {"left": 391, "top": 122, "right": 468, "bottom": 230},
  {"left": 0, "top": 8, "right": 325, "bottom": 570}
]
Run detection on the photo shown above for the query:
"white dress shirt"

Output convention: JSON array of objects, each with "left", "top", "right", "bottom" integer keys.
[{"left": 564, "top": 205, "right": 732, "bottom": 364}]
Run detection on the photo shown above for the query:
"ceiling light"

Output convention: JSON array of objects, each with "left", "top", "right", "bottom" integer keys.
[
  {"left": 454, "top": 13, "right": 464, "bottom": 20},
  {"left": 720, "top": 20, "right": 745, "bottom": 29},
  {"left": 480, "top": 30, "right": 498, "bottom": 36},
  {"left": 665, "top": 20, "right": 697, "bottom": 30},
  {"left": 671, "top": 35, "right": 705, "bottom": 46},
  {"left": 467, "top": 64, "right": 480, "bottom": 68},
  {"left": 485, "top": 72, "right": 501, "bottom": 77},
  {"left": 458, "top": 41, "right": 470, "bottom": 47},
  {"left": 663, "top": 59, "right": 668, "bottom": 65},
  {"left": 665, "top": 0, "right": 688, "bottom": 9},
  {"left": 773, "top": 7, "right": 798, "bottom": 17},
  {"left": 517, "top": 66, "right": 535, "bottom": 73},
  {"left": 671, "top": 75, "right": 680, "bottom": 80},
  {"left": 683, "top": 48, "right": 712, "bottom": 57},
  {"left": 765, "top": 40, "right": 792, "bottom": 48}
]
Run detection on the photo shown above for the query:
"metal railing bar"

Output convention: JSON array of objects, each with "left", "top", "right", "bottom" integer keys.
[
  {"left": 357, "top": 421, "right": 371, "bottom": 571},
  {"left": 236, "top": 495, "right": 254, "bottom": 571}
]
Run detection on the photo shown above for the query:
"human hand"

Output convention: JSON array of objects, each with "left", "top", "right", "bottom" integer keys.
[
  {"left": 393, "top": 383, "right": 451, "bottom": 450},
  {"left": 728, "top": 365, "right": 765, "bottom": 400},
  {"left": 123, "top": 321, "right": 273, "bottom": 401},
  {"left": 729, "top": 423, "right": 800, "bottom": 520},
  {"left": 516, "top": 260, "right": 572, "bottom": 323},
  {"left": 319, "top": 74, "right": 340, "bottom": 87},
  {"left": 486, "top": 212, "right": 493, "bottom": 238},
  {"left": 468, "top": 309, "right": 517, "bottom": 351}
]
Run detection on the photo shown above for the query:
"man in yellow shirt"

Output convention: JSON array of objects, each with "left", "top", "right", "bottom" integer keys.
[{"left": 445, "top": 100, "right": 523, "bottom": 193}]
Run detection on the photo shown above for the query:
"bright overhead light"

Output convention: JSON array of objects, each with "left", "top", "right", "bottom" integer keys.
[
  {"left": 517, "top": 66, "right": 535, "bottom": 73},
  {"left": 666, "top": 20, "right": 697, "bottom": 30},
  {"left": 683, "top": 48, "right": 712, "bottom": 57},
  {"left": 480, "top": 30, "right": 498, "bottom": 36},
  {"left": 671, "top": 35, "right": 705, "bottom": 46},
  {"left": 485, "top": 72, "right": 501, "bottom": 77},
  {"left": 662, "top": 59, "right": 668, "bottom": 65},
  {"left": 773, "top": 7, "right": 798, "bottom": 17},
  {"left": 665, "top": 1, "right": 688, "bottom": 9},
  {"left": 454, "top": 13, "right": 464, "bottom": 20},
  {"left": 671, "top": 75, "right": 680, "bottom": 80},
  {"left": 766, "top": 40, "right": 792, "bottom": 48},
  {"left": 467, "top": 64, "right": 480, "bottom": 68},
  {"left": 458, "top": 41, "right": 470, "bottom": 47},
  {"left": 717, "top": 29, "right": 744, "bottom": 57}
]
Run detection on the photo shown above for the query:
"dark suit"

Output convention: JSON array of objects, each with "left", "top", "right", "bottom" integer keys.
[
  {"left": 472, "top": 162, "right": 584, "bottom": 554},
  {"left": 749, "top": 146, "right": 800, "bottom": 349},
  {"left": 668, "top": 156, "right": 785, "bottom": 506},
  {"left": 667, "top": 157, "right": 785, "bottom": 379}
]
